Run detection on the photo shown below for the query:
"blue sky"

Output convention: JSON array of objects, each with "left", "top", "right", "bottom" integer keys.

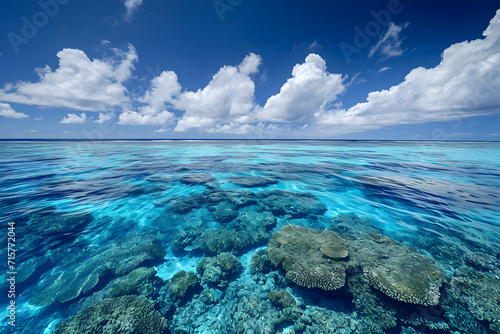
[{"left": 0, "top": 0, "right": 499, "bottom": 140}]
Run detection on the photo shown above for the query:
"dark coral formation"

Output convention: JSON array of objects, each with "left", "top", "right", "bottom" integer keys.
[
  {"left": 168, "top": 270, "right": 199, "bottom": 298},
  {"left": 197, "top": 252, "right": 243, "bottom": 287},
  {"left": 201, "top": 210, "right": 275, "bottom": 254},
  {"left": 179, "top": 173, "right": 216, "bottom": 186},
  {"left": 158, "top": 270, "right": 200, "bottom": 316},
  {"left": 14, "top": 208, "right": 93, "bottom": 252},
  {"left": 250, "top": 248, "right": 275, "bottom": 274},
  {"left": 53, "top": 295, "right": 168, "bottom": 334},
  {"left": 74, "top": 267, "right": 165, "bottom": 313},
  {"left": 268, "top": 289, "right": 296, "bottom": 308},
  {"left": 330, "top": 212, "right": 381, "bottom": 236},
  {"left": 258, "top": 189, "right": 327, "bottom": 217},
  {"left": 228, "top": 175, "right": 277, "bottom": 188},
  {"left": 268, "top": 225, "right": 348, "bottom": 290}
]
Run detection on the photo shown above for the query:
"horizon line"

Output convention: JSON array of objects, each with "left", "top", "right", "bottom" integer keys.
[{"left": 1, "top": 138, "right": 499, "bottom": 143}]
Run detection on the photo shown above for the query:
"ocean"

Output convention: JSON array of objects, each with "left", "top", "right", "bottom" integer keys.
[{"left": 1, "top": 140, "right": 499, "bottom": 334}]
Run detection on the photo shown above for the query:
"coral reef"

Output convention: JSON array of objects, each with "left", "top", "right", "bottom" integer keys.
[
  {"left": 208, "top": 201, "right": 239, "bottom": 223},
  {"left": 346, "top": 268, "right": 397, "bottom": 329},
  {"left": 268, "top": 289, "right": 296, "bottom": 308},
  {"left": 53, "top": 295, "right": 168, "bottom": 334},
  {"left": 168, "top": 270, "right": 199, "bottom": 298},
  {"left": 330, "top": 212, "right": 381, "bottom": 236},
  {"left": 31, "top": 233, "right": 166, "bottom": 305},
  {"left": 349, "top": 233, "right": 445, "bottom": 306},
  {"left": 179, "top": 173, "right": 216, "bottom": 185},
  {"left": 268, "top": 225, "right": 348, "bottom": 290},
  {"left": 197, "top": 252, "right": 243, "bottom": 287},
  {"left": 445, "top": 266, "right": 500, "bottom": 333},
  {"left": 258, "top": 189, "right": 327, "bottom": 217},
  {"left": 228, "top": 175, "right": 278, "bottom": 188},
  {"left": 158, "top": 270, "right": 200, "bottom": 316},
  {"left": 250, "top": 248, "right": 275, "bottom": 275},
  {"left": 15, "top": 208, "right": 93, "bottom": 252},
  {"left": 201, "top": 211, "right": 275, "bottom": 254}
]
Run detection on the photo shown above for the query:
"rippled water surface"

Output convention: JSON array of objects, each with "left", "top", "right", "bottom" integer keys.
[{"left": 1, "top": 141, "right": 499, "bottom": 334}]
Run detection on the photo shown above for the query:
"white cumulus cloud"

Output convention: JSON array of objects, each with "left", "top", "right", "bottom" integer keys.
[
  {"left": 61, "top": 113, "right": 87, "bottom": 124},
  {"left": 0, "top": 45, "right": 137, "bottom": 112},
  {"left": 0, "top": 103, "right": 28, "bottom": 119},
  {"left": 321, "top": 9, "right": 500, "bottom": 131},
  {"left": 174, "top": 53, "right": 262, "bottom": 132},
  {"left": 257, "top": 54, "right": 345, "bottom": 123},
  {"left": 119, "top": 110, "right": 174, "bottom": 125},
  {"left": 94, "top": 113, "right": 115, "bottom": 124}
]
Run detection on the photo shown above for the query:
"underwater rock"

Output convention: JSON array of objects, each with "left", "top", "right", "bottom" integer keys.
[
  {"left": 250, "top": 248, "right": 276, "bottom": 275},
  {"left": 197, "top": 252, "right": 243, "bottom": 287},
  {"left": 350, "top": 233, "right": 445, "bottom": 306},
  {"left": 258, "top": 189, "right": 327, "bottom": 217},
  {"left": 31, "top": 233, "right": 166, "bottom": 306},
  {"left": 228, "top": 175, "right": 277, "bottom": 188},
  {"left": 446, "top": 267, "right": 500, "bottom": 333},
  {"left": 180, "top": 173, "right": 216, "bottom": 185},
  {"left": 268, "top": 225, "right": 348, "bottom": 290},
  {"left": 268, "top": 289, "right": 296, "bottom": 308},
  {"left": 53, "top": 295, "right": 168, "bottom": 334}
]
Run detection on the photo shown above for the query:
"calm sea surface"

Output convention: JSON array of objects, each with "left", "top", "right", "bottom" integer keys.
[{"left": 1, "top": 141, "right": 499, "bottom": 334}]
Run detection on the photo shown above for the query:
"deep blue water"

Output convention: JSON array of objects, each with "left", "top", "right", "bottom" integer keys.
[{"left": 0, "top": 141, "right": 499, "bottom": 334}]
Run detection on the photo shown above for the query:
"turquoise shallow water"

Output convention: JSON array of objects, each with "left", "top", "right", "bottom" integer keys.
[{"left": 0, "top": 141, "right": 499, "bottom": 333}]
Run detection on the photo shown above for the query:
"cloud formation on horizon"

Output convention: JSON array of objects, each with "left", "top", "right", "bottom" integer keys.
[{"left": 1, "top": 9, "right": 500, "bottom": 136}]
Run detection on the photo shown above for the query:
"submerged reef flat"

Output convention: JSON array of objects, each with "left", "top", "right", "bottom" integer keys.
[
  {"left": 1, "top": 142, "right": 499, "bottom": 334},
  {"left": 37, "top": 191, "right": 500, "bottom": 334}
]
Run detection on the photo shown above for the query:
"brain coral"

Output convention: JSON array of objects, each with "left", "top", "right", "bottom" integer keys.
[{"left": 268, "top": 225, "right": 348, "bottom": 290}]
